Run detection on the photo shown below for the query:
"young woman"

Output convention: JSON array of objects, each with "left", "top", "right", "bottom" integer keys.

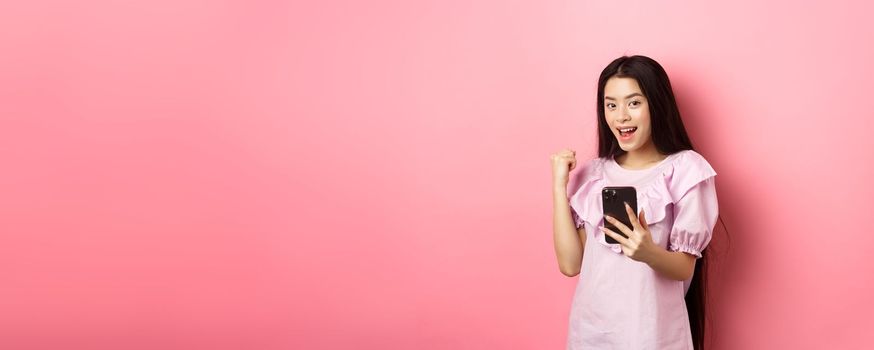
[{"left": 550, "top": 55, "right": 719, "bottom": 349}]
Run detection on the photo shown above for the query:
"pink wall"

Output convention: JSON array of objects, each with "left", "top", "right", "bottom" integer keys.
[{"left": 1, "top": 0, "right": 872, "bottom": 349}]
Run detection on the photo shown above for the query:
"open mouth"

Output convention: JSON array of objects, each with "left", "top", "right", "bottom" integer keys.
[{"left": 617, "top": 127, "right": 637, "bottom": 138}]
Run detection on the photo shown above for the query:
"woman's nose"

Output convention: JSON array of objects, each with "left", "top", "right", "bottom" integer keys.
[{"left": 616, "top": 110, "right": 630, "bottom": 122}]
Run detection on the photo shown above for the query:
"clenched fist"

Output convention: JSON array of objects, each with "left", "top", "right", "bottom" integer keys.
[{"left": 550, "top": 148, "right": 577, "bottom": 188}]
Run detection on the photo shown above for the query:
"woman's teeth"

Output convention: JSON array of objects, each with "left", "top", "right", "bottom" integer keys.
[{"left": 618, "top": 127, "right": 637, "bottom": 136}]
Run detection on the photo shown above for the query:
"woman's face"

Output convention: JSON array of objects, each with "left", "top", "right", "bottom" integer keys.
[{"left": 603, "top": 76, "right": 653, "bottom": 153}]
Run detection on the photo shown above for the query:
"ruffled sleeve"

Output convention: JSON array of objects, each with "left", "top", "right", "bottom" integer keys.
[
  {"left": 571, "top": 208, "right": 584, "bottom": 230},
  {"left": 567, "top": 158, "right": 606, "bottom": 231},
  {"left": 666, "top": 151, "right": 718, "bottom": 258}
]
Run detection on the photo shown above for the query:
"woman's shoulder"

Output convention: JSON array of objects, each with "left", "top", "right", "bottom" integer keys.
[
  {"left": 578, "top": 156, "right": 611, "bottom": 179},
  {"left": 663, "top": 149, "right": 717, "bottom": 200},
  {"left": 668, "top": 149, "right": 716, "bottom": 176},
  {"left": 566, "top": 156, "right": 608, "bottom": 197},
  {"left": 671, "top": 149, "right": 708, "bottom": 162},
  {"left": 582, "top": 155, "right": 610, "bottom": 169}
]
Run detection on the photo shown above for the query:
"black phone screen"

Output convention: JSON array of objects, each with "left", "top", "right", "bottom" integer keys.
[{"left": 601, "top": 186, "right": 637, "bottom": 244}]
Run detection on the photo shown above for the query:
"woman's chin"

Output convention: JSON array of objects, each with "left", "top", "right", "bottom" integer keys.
[{"left": 616, "top": 140, "right": 635, "bottom": 151}]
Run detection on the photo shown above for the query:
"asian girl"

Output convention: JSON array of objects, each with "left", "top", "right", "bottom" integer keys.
[{"left": 550, "top": 55, "right": 719, "bottom": 349}]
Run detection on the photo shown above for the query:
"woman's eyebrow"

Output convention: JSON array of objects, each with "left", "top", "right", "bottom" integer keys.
[{"left": 604, "top": 93, "right": 644, "bottom": 100}]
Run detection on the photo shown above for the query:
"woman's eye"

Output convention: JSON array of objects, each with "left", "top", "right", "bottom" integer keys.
[
  {"left": 606, "top": 103, "right": 615, "bottom": 109},
  {"left": 629, "top": 101, "right": 641, "bottom": 107}
]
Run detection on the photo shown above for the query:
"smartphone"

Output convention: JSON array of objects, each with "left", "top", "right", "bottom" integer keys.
[{"left": 601, "top": 186, "right": 637, "bottom": 244}]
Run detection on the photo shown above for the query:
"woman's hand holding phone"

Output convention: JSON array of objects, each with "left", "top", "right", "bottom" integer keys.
[{"left": 600, "top": 203, "right": 658, "bottom": 263}]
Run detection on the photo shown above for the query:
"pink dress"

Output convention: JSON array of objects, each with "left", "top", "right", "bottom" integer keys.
[{"left": 565, "top": 150, "right": 718, "bottom": 349}]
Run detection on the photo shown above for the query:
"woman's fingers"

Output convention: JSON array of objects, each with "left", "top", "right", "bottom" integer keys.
[
  {"left": 603, "top": 207, "right": 653, "bottom": 260},
  {"left": 604, "top": 215, "right": 634, "bottom": 238},
  {"left": 599, "top": 226, "right": 629, "bottom": 246},
  {"left": 550, "top": 151, "right": 577, "bottom": 183},
  {"left": 624, "top": 202, "right": 640, "bottom": 230},
  {"left": 562, "top": 154, "right": 576, "bottom": 171}
]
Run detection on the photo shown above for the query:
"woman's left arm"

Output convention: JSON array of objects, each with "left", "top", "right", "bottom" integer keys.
[
  {"left": 600, "top": 204, "right": 695, "bottom": 280},
  {"left": 600, "top": 178, "right": 717, "bottom": 281},
  {"left": 638, "top": 244, "right": 696, "bottom": 281}
]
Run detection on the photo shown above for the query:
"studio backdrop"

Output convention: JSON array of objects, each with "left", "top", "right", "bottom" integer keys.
[{"left": 1, "top": 1, "right": 872, "bottom": 349}]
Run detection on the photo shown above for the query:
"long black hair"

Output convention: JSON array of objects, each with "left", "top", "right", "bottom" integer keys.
[{"left": 595, "top": 55, "right": 707, "bottom": 349}]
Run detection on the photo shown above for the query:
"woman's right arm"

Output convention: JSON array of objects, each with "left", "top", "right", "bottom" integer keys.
[{"left": 551, "top": 149, "right": 586, "bottom": 277}]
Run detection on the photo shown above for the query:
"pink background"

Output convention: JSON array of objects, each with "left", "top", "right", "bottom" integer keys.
[{"left": 1, "top": 0, "right": 872, "bottom": 349}]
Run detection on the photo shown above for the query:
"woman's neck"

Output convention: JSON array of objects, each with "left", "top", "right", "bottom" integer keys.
[{"left": 616, "top": 142, "right": 666, "bottom": 170}]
